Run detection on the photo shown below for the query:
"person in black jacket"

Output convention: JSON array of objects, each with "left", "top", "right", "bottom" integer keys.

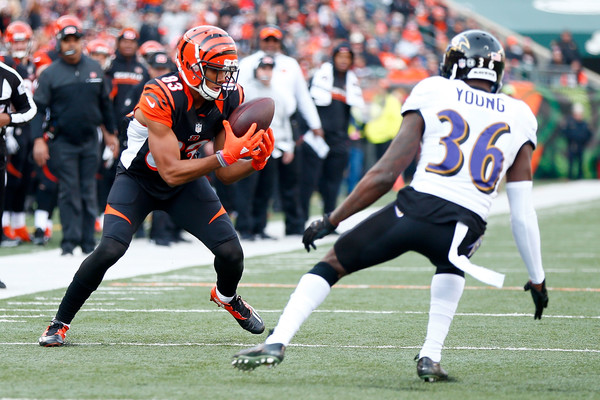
[
  {"left": 562, "top": 102, "right": 593, "bottom": 179},
  {"left": 31, "top": 15, "right": 119, "bottom": 256},
  {"left": 0, "top": 60, "right": 37, "bottom": 288},
  {"left": 105, "top": 28, "right": 149, "bottom": 238},
  {"left": 299, "top": 43, "right": 364, "bottom": 223},
  {"left": 107, "top": 27, "right": 149, "bottom": 147}
]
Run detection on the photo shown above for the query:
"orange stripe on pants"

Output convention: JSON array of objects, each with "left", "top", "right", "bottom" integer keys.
[
  {"left": 104, "top": 204, "right": 132, "bottom": 225},
  {"left": 209, "top": 206, "right": 226, "bottom": 224}
]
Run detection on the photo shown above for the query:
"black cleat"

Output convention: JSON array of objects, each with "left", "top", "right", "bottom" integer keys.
[
  {"left": 232, "top": 343, "right": 285, "bottom": 370},
  {"left": 39, "top": 319, "right": 70, "bottom": 347},
  {"left": 210, "top": 287, "right": 265, "bottom": 334},
  {"left": 0, "top": 279, "right": 5, "bottom": 289},
  {"left": 32, "top": 228, "right": 48, "bottom": 246},
  {"left": 416, "top": 356, "right": 448, "bottom": 382}
]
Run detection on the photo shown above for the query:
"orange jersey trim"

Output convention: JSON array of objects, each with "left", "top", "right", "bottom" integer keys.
[
  {"left": 110, "top": 78, "right": 146, "bottom": 99},
  {"left": 331, "top": 92, "right": 347, "bottom": 103},
  {"left": 6, "top": 162, "right": 22, "bottom": 179},
  {"left": 42, "top": 164, "right": 59, "bottom": 183},
  {"left": 216, "top": 83, "right": 244, "bottom": 113},
  {"left": 105, "top": 204, "right": 132, "bottom": 225},
  {"left": 208, "top": 205, "right": 227, "bottom": 224}
]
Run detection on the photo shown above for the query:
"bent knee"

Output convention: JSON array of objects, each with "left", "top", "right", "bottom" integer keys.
[
  {"left": 96, "top": 237, "right": 128, "bottom": 263},
  {"left": 213, "top": 239, "right": 244, "bottom": 266}
]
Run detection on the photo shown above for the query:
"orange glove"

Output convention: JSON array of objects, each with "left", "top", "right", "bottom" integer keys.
[
  {"left": 251, "top": 128, "right": 275, "bottom": 170},
  {"left": 217, "top": 120, "right": 263, "bottom": 167}
]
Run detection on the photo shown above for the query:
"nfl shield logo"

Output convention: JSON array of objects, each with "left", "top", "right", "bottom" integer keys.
[{"left": 195, "top": 123, "right": 202, "bottom": 133}]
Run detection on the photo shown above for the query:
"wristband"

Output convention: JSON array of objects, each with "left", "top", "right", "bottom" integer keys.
[{"left": 215, "top": 150, "right": 230, "bottom": 167}]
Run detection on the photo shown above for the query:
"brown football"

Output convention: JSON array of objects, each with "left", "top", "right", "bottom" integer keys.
[{"left": 228, "top": 97, "right": 275, "bottom": 137}]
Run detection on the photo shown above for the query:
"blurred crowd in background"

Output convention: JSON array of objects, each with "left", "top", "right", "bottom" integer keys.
[
  {"left": 0, "top": 0, "right": 595, "bottom": 250},
  {"left": 0, "top": 0, "right": 589, "bottom": 90}
]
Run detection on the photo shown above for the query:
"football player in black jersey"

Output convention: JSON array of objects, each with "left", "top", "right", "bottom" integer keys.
[{"left": 39, "top": 26, "right": 275, "bottom": 346}]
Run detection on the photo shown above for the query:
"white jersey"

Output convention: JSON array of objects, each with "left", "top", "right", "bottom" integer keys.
[{"left": 403, "top": 76, "right": 537, "bottom": 220}]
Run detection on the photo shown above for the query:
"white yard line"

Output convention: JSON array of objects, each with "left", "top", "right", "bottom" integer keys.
[
  {"left": 0, "top": 340, "right": 597, "bottom": 353},
  {"left": 0, "top": 307, "right": 598, "bottom": 319},
  {"left": 1, "top": 180, "right": 600, "bottom": 300}
]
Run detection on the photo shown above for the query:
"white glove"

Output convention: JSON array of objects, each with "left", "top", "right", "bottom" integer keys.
[
  {"left": 102, "top": 145, "right": 115, "bottom": 168},
  {"left": 5, "top": 127, "right": 19, "bottom": 154}
]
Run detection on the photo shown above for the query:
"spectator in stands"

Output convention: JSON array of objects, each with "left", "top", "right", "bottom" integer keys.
[
  {"left": 138, "top": 9, "right": 163, "bottom": 45},
  {"left": 518, "top": 37, "right": 538, "bottom": 80},
  {"left": 550, "top": 46, "right": 564, "bottom": 66},
  {"left": 560, "top": 59, "right": 588, "bottom": 88},
  {"left": 389, "top": 0, "right": 415, "bottom": 20},
  {"left": 562, "top": 103, "right": 593, "bottom": 180},
  {"left": 349, "top": 32, "right": 382, "bottom": 67},
  {"left": 555, "top": 30, "right": 581, "bottom": 65},
  {"left": 364, "top": 81, "right": 404, "bottom": 161},
  {"left": 504, "top": 36, "right": 523, "bottom": 63}
]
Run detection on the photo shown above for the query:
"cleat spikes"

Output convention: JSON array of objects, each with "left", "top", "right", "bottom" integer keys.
[
  {"left": 232, "top": 343, "right": 285, "bottom": 370},
  {"left": 416, "top": 356, "right": 448, "bottom": 382}
]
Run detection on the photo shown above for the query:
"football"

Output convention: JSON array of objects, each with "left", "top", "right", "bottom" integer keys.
[{"left": 228, "top": 97, "right": 275, "bottom": 137}]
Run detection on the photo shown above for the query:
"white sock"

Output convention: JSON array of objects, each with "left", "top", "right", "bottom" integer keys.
[
  {"left": 215, "top": 287, "right": 234, "bottom": 304},
  {"left": 35, "top": 210, "right": 49, "bottom": 230},
  {"left": 266, "top": 273, "right": 331, "bottom": 346},
  {"left": 2, "top": 213, "right": 10, "bottom": 228},
  {"left": 420, "top": 273, "right": 465, "bottom": 363},
  {"left": 12, "top": 212, "right": 26, "bottom": 228}
]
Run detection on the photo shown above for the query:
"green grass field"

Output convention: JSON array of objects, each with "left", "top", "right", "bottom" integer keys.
[{"left": 1, "top": 199, "right": 599, "bottom": 399}]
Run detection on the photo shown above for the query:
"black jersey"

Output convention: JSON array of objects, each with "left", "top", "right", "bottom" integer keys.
[{"left": 119, "top": 71, "right": 244, "bottom": 199}]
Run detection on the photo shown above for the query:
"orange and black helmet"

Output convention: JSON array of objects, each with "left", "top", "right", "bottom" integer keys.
[{"left": 175, "top": 25, "right": 238, "bottom": 100}]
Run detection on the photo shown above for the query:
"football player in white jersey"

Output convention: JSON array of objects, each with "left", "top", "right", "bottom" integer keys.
[{"left": 232, "top": 30, "right": 548, "bottom": 381}]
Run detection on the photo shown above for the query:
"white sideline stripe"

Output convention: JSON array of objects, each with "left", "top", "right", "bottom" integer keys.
[
  {"left": 2, "top": 180, "right": 600, "bottom": 300},
  {"left": 1, "top": 341, "right": 598, "bottom": 353},
  {"left": 1, "top": 308, "right": 598, "bottom": 319}
]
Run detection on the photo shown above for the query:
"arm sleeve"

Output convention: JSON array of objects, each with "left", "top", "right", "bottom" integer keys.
[{"left": 506, "top": 180, "right": 545, "bottom": 284}]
